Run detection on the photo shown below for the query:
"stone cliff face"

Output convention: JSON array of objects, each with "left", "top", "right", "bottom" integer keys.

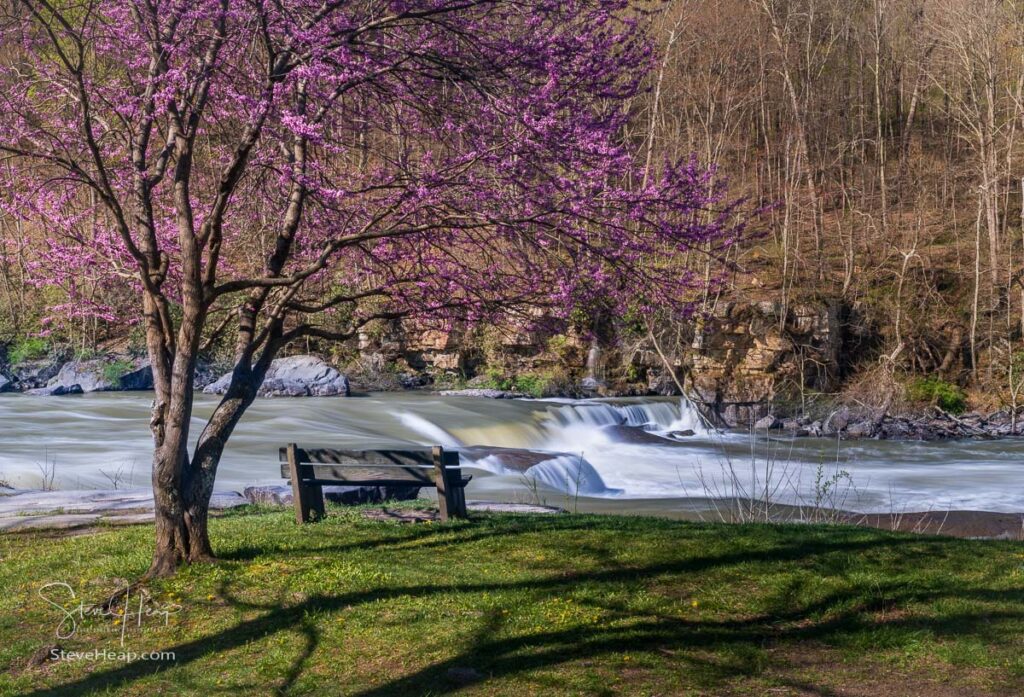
[
  {"left": 689, "top": 301, "right": 841, "bottom": 426},
  {"left": 354, "top": 300, "right": 846, "bottom": 425},
  {"left": 0, "top": 301, "right": 845, "bottom": 425}
]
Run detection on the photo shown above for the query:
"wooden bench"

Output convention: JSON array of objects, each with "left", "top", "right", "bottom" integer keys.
[{"left": 280, "top": 444, "right": 471, "bottom": 523}]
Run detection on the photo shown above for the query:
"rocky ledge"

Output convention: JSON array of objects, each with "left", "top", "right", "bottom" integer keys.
[
  {"left": 752, "top": 406, "right": 1024, "bottom": 441},
  {"left": 0, "top": 484, "right": 562, "bottom": 533},
  {"left": 437, "top": 388, "right": 528, "bottom": 399},
  {"left": 0, "top": 355, "right": 156, "bottom": 395},
  {"left": 0, "top": 488, "right": 248, "bottom": 532},
  {"left": 0, "top": 353, "right": 349, "bottom": 398}
]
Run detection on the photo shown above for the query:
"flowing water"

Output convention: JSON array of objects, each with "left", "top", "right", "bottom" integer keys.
[{"left": 1, "top": 391, "right": 1023, "bottom": 514}]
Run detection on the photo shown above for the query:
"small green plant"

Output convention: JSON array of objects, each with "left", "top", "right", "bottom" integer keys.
[
  {"left": 546, "top": 334, "right": 570, "bottom": 353},
  {"left": 623, "top": 362, "right": 642, "bottom": 383},
  {"left": 512, "top": 372, "right": 549, "bottom": 398},
  {"left": 102, "top": 358, "right": 135, "bottom": 385},
  {"left": 906, "top": 376, "right": 967, "bottom": 414},
  {"left": 7, "top": 336, "right": 48, "bottom": 364},
  {"left": 475, "top": 370, "right": 552, "bottom": 397},
  {"left": 476, "top": 368, "right": 511, "bottom": 391},
  {"left": 810, "top": 462, "right": 855, "bottom": 523}
]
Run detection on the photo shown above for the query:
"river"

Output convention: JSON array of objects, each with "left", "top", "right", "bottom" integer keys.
[{"left": 1, "top": 392, "right": 1023, "bottom": 515}]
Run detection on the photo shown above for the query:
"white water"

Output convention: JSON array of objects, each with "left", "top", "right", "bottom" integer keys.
[
  {"left": 396, "top": 397, "right": 706, "bottom": 498},
  {"left": 2, "top": 391, "right": 1023, "bottom": 513}
]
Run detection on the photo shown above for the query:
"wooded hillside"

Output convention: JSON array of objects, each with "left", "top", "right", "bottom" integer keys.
[{"left": 638, "top": 0, "right": 1024, "bottom": 407}]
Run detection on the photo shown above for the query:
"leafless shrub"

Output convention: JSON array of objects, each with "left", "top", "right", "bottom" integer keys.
[
  {"left": 35, "top": 453, "right": 57, "bottom": 491},
  {"left": 99, "top": 459, "right": 136, "bottom": 490},
  {"left": 682, "top": 432, "right": 859, "bottom": 525}
]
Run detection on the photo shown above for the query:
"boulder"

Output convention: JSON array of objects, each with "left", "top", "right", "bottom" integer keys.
[
  {"left": 48, "top": 360, "right": 112, "bottom": 392},
  {"left": 10, "top": 357, "right": 65, "bottom": 390},
  {"left": 25, "top": 384, "right": 83, "bottom": 396},
  {"left": 118, "top": 364, "right": 154, "bottom": 391},
  {"left": 193, "top": 363, "right": 219, "bottom": 389},
  {"left": 753, "top": 415, "right": 782, "bottom": 430},
  {"left": 0, "top": 373, "right": 11, "bottom": 393},
  {"left": 204, "top": 355, "right": 350, "bottom": 397},
  {"left": 398, "top": 372, "right": 431, "bottom": 389},
  {"left": 826, "top": 407, "right": 851, "bottom": 433},
  {"left": 32, "top": 358, "right": 152, "bottom": 394},
  {"left": 844, "top": 421, "right": 875, "bottom": 439}
]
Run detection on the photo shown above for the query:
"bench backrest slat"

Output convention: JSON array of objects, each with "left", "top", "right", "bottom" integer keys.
[
  {"left": 279, "top": 462, "right": 438, "bottom": 484},
  {"left": 278, "top": 447, "right": 459, "bottom": 468}
]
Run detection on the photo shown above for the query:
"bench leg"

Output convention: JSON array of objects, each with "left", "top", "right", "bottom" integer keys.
[
  {"left": 453, "top": 486, "right": 467, "bottom": 519},
  {"left": 432, "top": 445, "right": 451, "bottom": 522},
  {"left": 293, "top": 480, "right": 324, "bottom": 524},
  {"left": 288, "top": 443, "right": 324, "bottom": 523},
  {"left": 307, "top": 483, "right": 325, "bottom": 521}
]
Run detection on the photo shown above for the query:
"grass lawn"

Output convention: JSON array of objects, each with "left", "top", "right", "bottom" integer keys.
[{"left": 2, "top": 503, "right": 1024, "bottom": 696}]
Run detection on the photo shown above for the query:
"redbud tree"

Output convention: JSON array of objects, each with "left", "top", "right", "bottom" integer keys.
[{"left": 0, "top": 0, "right": 746, "bottom": 576}]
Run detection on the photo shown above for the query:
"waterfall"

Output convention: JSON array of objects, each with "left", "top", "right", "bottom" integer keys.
[
  {"left": 468, "top": 452, "right": 617, "bottom": 496},
  {"left": 398, "top": 398, "right": 708, "bottom": 454},
  {"left": 520, "top": 454, "right": 612, "bottom": 496},
  {"left": 540, "top": 398, "right": 708, "bottom": 436},
  {"left": 397, "top": 412, "right": 462, "bottom": 448},
  {"left": 581, "top": 339, "right": 605, "bottom": 391},
  {"left": 393, "top": 397, "right": 708, "bottom": 498}
]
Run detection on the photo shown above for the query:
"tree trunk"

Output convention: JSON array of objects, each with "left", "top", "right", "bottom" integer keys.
[
  {"left": 148, "top": 444, "right": 191, "bottom": 577},
  {"left": 181, "top": 374, "right": 261, "bottom": 563},
  {"left": 146, "top": 344, "right": 275, "bottom": 577},
  {"left": 145, "top": 311, "right": 208, "bottom": 576}
]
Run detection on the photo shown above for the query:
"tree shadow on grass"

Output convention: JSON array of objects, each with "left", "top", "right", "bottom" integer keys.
[
  {"left": 218, "top": 514, "right": 605, "bottom": 562},
  {"left": 18, "top": 525, "right": 1024, "bottom": 697}
]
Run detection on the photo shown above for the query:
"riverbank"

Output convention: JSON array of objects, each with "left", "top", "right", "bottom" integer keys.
[
  {"left": 3, "top": 485, "right": 1024, "bottom": 541},
  {"left": 2, "top": 504, "right": 1023, "bottom": 695},
  {"left": 3, "top": 348, "right": 1023, "bottom": 441}
]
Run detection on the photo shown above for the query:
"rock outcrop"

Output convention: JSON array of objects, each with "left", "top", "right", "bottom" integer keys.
[
  {"left": 689, "top": 301, "right": 842, "bottom": 427},
  {"left": 39, "top": 358, "right": 153, "bottom": 394},
  {"left": 11, "top": 357, "right": 153, "bottom": 395},
  {"left": 438, "top": 388, "right": 527, "bottom": 399},
  {"left": 25, "top": 384, "right": 83, "bottom": 396},
  {"left": 350, "top": 301, "right": 847, "bottom": 425},
  {"left": 9, "top": 356, "right": 65, "bottom": 390},
  {"left": 204, "top": 355, "right": 350, "bottom": 397}
]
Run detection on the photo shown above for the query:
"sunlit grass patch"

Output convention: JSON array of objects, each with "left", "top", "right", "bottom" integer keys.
[{"left": 1, "top": 505, "right": 1022, "bottom": 695}]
